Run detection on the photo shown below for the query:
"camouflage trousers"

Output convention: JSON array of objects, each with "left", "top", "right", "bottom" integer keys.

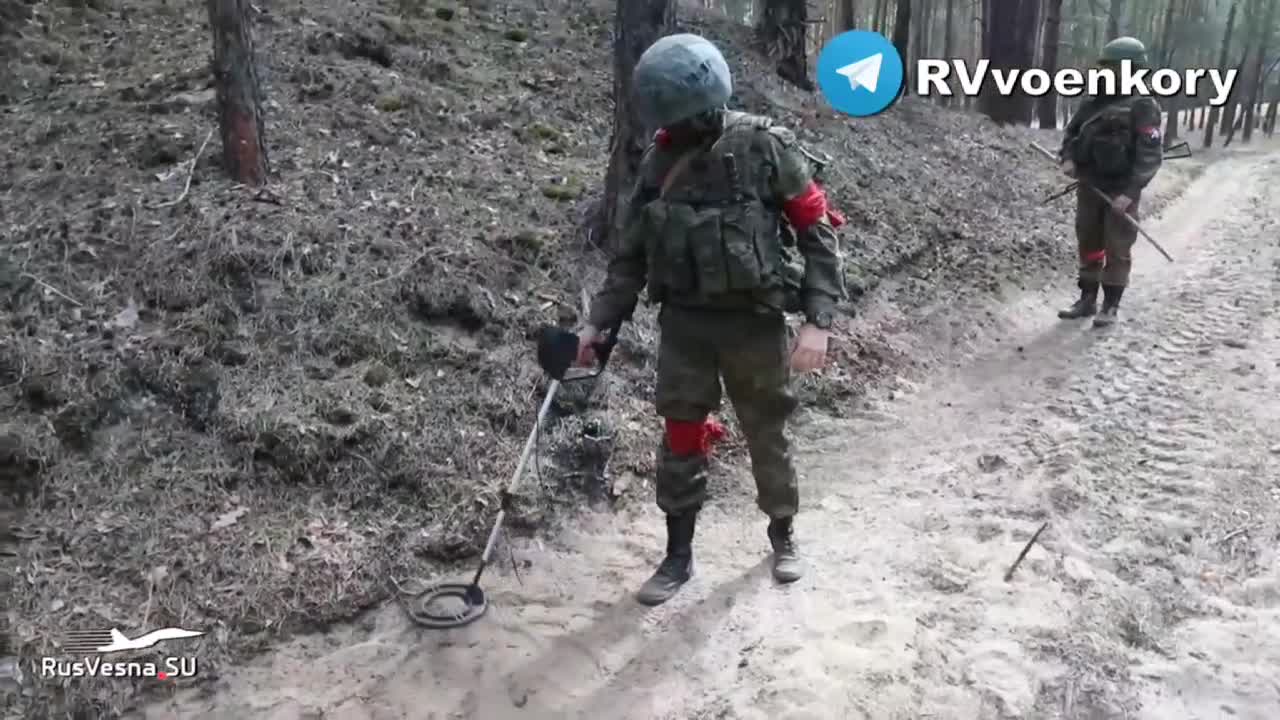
[
  {"left": 1075, "top": 184, "right": 1141, "bottom": 287},
  {"left": 653, "top": 305, "right": 800, "bottom": 519}
]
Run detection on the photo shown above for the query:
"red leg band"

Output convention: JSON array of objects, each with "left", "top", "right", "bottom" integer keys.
[
  {"left": 665, "top": 417, "right": 727, "bottom": 456},
  {"left": 1083, "top": 249, "right": 1106, "bottom": 264}
]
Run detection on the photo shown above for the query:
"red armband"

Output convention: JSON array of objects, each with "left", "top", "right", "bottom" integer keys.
[
  {"left": 654, "top": 129, "right": 671, "bottom": 148},
  {"left": 782, "top": 182, "right": 829, "bottom": 231}
]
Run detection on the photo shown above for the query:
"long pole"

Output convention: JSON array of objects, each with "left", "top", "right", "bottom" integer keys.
[
  {"left": 471, "top": 379, "right": 561, "bottom": 586},
  {"left": 1029, "top": 142, "right": 1175, "bottom": 262}
]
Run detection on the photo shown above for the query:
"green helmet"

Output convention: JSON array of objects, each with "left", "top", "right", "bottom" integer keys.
[
  {"left": 1099, "top": 36, "right": 1148, "bottom": 65},
  {"left": 631, "top": 33, "right": 732, "bottom": 129}
]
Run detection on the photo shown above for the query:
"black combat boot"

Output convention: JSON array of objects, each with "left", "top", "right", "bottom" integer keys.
[
  {"left": 635, "top": 511, "right": 696, "bottom": 606},
  {"left": 1093, "top": 284, "right": 1124, "bottom": 327},
  {"left": 1057, "top": 280, "right": 1099, "bottom": 319},
  {"left": 767, "top": 516, "right": 804, "bottom": 583}
]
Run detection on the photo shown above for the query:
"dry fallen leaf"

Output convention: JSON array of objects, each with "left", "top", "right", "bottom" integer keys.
[
  {"left": 211, "top": 507, "right": 248, "bottom": 531},
  {"left": 111, "top": 298, "right": 139, "bottom": 330},
  {"left": 147, "top": 565, "right": 169, "bottom": 585}
]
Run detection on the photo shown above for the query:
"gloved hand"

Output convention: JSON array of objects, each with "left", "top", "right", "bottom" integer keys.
[
  {"left": 1061, "top": 159, "right": 1077, "bottom": 178},
  {"left": 574, "top": 325, "right": 600, "bottom": 367}
]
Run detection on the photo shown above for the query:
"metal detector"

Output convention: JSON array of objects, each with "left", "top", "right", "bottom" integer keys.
[
  {"left": 400, "top": 318, "right": 624, "bottom": 629},
  {"left": 1040, "top": 141, "right": 1193, "bottom": 204}
]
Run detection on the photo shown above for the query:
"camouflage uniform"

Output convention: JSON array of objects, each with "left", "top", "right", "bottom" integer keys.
[
  {"left": 587, "top": 104, "right": 844, "bottom": 603},
  {"left": 1057, "top": 37, "right": 1164, "bottom": 326}
]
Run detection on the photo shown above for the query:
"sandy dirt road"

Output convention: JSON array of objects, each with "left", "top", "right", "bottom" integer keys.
[{"left": 137, "top": 149, "right": 1280, "bottom": 720}]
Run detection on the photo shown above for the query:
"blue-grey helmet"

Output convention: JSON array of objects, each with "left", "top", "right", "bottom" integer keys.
[{"left": 631, "top": 33, "right": 733, "bottom": 129}]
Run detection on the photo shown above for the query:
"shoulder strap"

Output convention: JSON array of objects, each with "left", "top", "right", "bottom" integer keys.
[{"left": 660, "top": 148, "right": 700, "bottom": 198}]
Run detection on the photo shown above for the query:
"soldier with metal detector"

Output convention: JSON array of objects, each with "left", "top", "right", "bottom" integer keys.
[
  {"left": 1057, "top": 36, "right": 1165, "bottom": 326},
  {"left": 575, "top": 33, "right": 846, "bottom": 606}
]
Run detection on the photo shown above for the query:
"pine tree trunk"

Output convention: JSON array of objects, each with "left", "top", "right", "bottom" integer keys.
[
  {"left": 1107, "top": 0, "right": 1123, "bottom": 38},
  {"left": 1159, "top": 0, "right": 1182, "bottom": 145},
  {"left": 919, "top": 0, "right": 933, "bottom": 60},
  {"left": 942, "top": 0, "right": 955, "bottom": 105},
  {"left": 1242, "top": 0, "right": 1277, "bottom": 141},
  {"left": 1204, "top": 1, "right": 1238, "bottom": 147},
  {"left": 979, "top": 0, "right": 1040, "bottom": 123},
  {"left": 944, "top": 0, "right": 955, "bottom": 58},
  {"left": 840, "top": 0, "right": 857, "bottom": 31},
  {"left": 1037, "top": 0, "right": 1064, "bottom": 129},
  {"left": 1222, "top": 53, "right": 1250, "bottom": 145},
  {"left": 891, "top": 0, "right": 912, "bottom": 71},
  {"left": 207, "top": 0, "right": 268, "bottom": 186},
  {"left": 762, "top": 0, "right": 815, "bottom": 90},
  {"left": 598, "top": 0, "right": 676, "bottom": 251}
]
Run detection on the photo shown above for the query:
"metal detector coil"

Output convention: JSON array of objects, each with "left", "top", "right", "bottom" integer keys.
[
  {"left": 403, "top": 582, "right": 488, "bottom": 628},
  {"left": 402, "top": 318, "right": 625, "bottom": 629}
]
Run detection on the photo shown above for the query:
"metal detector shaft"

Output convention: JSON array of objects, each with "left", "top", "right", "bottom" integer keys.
[
  {"left": 471, "top": 378, "right": 561, "bottom": 584},
  {"left": 1029, "top": 141, "right": 1174, "bottom": 263}
]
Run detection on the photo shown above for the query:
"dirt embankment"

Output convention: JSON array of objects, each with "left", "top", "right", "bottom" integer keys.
[{"left": 1, "top": 0, "right": 1214, "bottom": 716}]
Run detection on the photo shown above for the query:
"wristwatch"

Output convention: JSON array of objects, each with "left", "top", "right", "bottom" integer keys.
[{"left": 810, "top": 311, "right": 833, "bottom": 330}]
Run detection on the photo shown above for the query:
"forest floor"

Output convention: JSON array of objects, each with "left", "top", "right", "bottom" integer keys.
[{"left": 1, "top": 0, "right": 1273, "bottom": 717}]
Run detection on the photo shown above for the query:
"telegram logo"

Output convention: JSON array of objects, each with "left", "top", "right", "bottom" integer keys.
[{"left": 816, "top": 30, "right": 905, "bottom": 118}]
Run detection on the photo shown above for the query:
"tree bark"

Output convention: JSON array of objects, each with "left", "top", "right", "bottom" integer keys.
[
  {"left": 206, "top": 0, "right": 268, "bottom": 186},
  {"left": 1203, "top": 0, "right": 1237, "bottom": 147},
  {"left": 1106, "top": 0, "right": 1123, "bottom": 38},
  {"left": 1242, "top": 0, "right": 1277, "bottom": 141},
  {"left": 1222, "top": 53, "right": 1250, "bottom": 145},
  {"left": 913, "top": 0, "right": 933, "bottom": 64},
  {"left": 836, "top": 0, "right": 857, "bottom": 32},
  {"left": 979, "top": 0, "right": 1040, "bottom": 123},
  {"left": 1222, "top": 0, "right": 1258, "bottom": 147},
  {"left": 598, "top": 0, "right": 676, "bottom": 251},
  {"left": 1162, "top": 0, "right": 1187, "bottom": 146},
  {"left": 944, "top": 0, "right": 955, "bottom": 57},
  {"left": 941, "top": 0, "right": 956, "bottom": 105},
  {"left": 761, "top": 0, "right": 815, "bottom": 90},
  {"left": 1037, "top": 0, "right": 1064, "bottom": 129},
  {"left": 891, "top": 0, "right": 912, "bottom": 76}
]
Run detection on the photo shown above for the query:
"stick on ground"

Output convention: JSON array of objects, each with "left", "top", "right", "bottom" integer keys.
[
  {"left": 151, "top": 129, "right": 214, "bottom": 209},
  {"left": 1004, "top": 521, "right": 1049, "bottom": 582},
  {"left": 20, "top": 273, "right": 82, "bottom": 307}
]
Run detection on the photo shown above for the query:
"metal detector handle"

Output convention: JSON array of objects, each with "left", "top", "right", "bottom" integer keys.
[
  {"left": 535, "top": 316, "right": 627, "bottom": 383},
  {"left": 583, "top": 317, "right": 624, "bottom": 379}
]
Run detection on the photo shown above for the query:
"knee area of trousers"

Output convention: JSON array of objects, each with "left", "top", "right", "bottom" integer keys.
[{"left": 664, "top": 417, "right": 726, "bottom": 456}]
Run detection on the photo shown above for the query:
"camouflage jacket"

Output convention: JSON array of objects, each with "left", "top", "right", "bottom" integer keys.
[
  {"left": 587, "top": 110, "right": 845, "bottom": 330},
  {"left": 1060, "top": 94, "right": 1164, "bottom": 195}
]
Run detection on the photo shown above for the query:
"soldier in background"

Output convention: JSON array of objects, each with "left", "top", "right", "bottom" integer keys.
[{"left": 1058, "top": 36, "right": 1164, "bottom": 326}]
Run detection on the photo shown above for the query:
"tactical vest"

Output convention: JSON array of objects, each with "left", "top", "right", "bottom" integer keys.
[
  {"left": 1073, "top": 100, "right": 1136, "bottom": 183},
  {"left": 635, "top": 112, "right": 793, "bottom": 312}
]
